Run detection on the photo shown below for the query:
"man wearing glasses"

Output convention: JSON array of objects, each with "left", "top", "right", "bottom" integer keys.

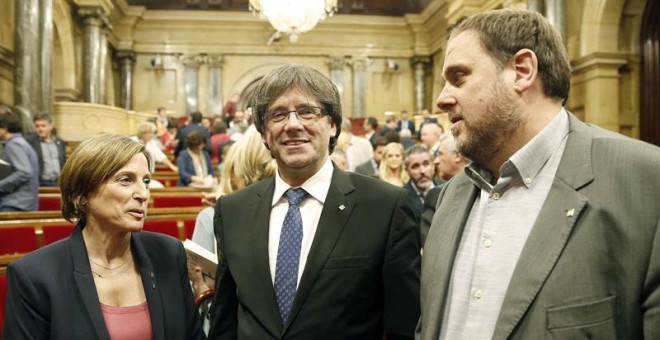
[{"left": 209, "top": 64, "right": 420, "bottom": 340}]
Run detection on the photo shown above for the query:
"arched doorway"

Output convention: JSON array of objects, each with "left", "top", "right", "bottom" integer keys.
[{"left": 640, "top": 0, "right": 660, "bottom": 146}]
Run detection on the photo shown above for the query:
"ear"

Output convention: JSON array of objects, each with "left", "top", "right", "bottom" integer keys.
[{"left": 511, "top": 49, "right": 538, "bottom": 93}]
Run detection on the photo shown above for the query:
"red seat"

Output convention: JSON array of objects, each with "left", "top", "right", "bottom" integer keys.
[
  {"left": 0, "top": 274, "right": 6, "bottom": 335},
  {"left": 152, "top": 196, "right": 202, "bottom": 208},
  {"left": 38, "top": 196, "right": 61, "bottom": 211},
  {"left": 184, "top": 219, "right": 196, "bottom": 240},
  {"left": 43, "top": 224, "right": 75, "bottom": 245},
  {"left": 0, "top": 227, "right": 38, "bottom": 255},
  {"left": 143, "top": 220, "right": 179, "bottom": 239}
]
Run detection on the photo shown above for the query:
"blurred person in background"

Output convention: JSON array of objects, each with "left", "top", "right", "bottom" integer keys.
[
  {"left": 378, "top": 142, "right": 408, "bottom": 187},
  {"left": 177, "top": 131, "right": 214, "bottom": 188},
  {"left": 0, "top": 112, "right": 38, "bottom": 212},
  {"left": 132, "top": 121, "right": 178, "bottom": 172},
  {"left": 25, "top": 113, "right": 67, "bottom": 187}
]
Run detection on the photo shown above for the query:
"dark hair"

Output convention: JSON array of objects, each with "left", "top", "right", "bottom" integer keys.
[
  {"left": 371, "top": 136, "right": 389, "bottom": 150},
  {"left": 384, "top": 130, "right": 400, "bottom": 144},
  {"left": 166, "top": 118, "right": 178, "bottom": 129},
  {"left": 33, "top": 113, "right": 53, "bottom": 124},
  {"left": 190, "top": 111, "right": 203, "bottom": 124},
  {"left": 0, "top": 112, "right": 23, "bottom": 133},
  {"left": 186, "top": 130, "right": 206, "bottom": 149},
  {"left": 366, "top": 117, "right": 378, "bottom": 129},
  {"left": 450, "top": 9, "right": 571, "bottom": 102},
  {"left": 60, "top": 134, "right": 152, "bottom": 222},
  {"left": 212, "top": 120, "right": 228, "bottom": 134},
  {"left": 252, "top": 64, "right": 342, "bottom": 153}
]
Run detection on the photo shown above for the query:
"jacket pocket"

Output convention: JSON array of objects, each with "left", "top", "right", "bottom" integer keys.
[
  {"left": 324, "top": 256, "right": 371, "bottom": 269},
  {"left": 547, "top": 295, "right": 617, "bottom": 330}
]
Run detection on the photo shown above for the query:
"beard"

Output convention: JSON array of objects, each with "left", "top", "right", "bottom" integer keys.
[{"left": 449, "top": 79, "right": 524, "bottom": 167}]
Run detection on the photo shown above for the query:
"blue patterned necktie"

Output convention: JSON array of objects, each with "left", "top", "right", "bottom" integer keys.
[{"left": 274, "top": 187, "right": 307, "bottom": 325}]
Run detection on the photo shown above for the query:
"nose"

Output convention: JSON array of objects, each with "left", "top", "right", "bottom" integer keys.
[
  {"left": 436, "top": 85, "right": 456, "bottom": 113},
  {"left": 283, "top": 111, "right": 304, "bottom": 130},
  {"left": 134, "top": 181, "right": 149, "bottom": 203}
]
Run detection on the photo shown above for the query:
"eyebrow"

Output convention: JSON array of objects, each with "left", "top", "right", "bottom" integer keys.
[{"left": 442, "top": 64, "right": 471, "bottom": 81}]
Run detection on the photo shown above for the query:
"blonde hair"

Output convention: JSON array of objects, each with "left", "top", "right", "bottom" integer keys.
[
  {"left": 378, "top": 142, "right": 409, "bottom": 186},
  {"left": 218, "top": 125, "right": 275, "bottom": 195},
  {"left": 136, "top": 121, "right": 156, "bottom": 138},
  {"left": 60, "top": 134, "right": 152, "bottom": 222}
]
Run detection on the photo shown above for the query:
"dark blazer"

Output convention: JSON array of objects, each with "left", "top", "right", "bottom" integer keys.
[
  {"left": 177, "top": 149, "right": 215, "bottom": 186},
  {"left": 174, "top": 124, "right": 211, "bottom": 158},
  {"left": 396, "top": 120, "right": 416, "bottom": 135},
  {"left": 418, "top": 113, "right": 660, "bottom": 339},
  {"left": 403, "top": 179, "right": 443, "bottom": 227},
  {"left": 25, "top": 133, "right": 66, "bottom": 178},
  {"left": 3, "top": 223, "right": 204, "bottom": 340},
  {"left": 209, "top": 168, "right": 420, "bottom": 339},
  {"left": 354, "top": 159, "right": 377, "bottom": 177}
]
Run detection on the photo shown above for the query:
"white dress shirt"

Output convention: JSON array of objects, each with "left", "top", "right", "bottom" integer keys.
[{"left": 268, "top": 157, "right": 334, "bottom": 285}]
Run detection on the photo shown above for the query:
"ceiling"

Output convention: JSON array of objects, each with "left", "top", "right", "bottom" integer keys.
[{"left": 126, "top": 0, "right": 433, "bottom": 16}]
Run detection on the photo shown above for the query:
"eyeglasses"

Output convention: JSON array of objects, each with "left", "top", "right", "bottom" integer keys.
[{"left": 265, "top": 106, "right": 326, "bottom": 125}]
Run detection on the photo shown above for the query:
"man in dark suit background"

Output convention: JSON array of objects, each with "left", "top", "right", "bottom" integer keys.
[
  {"left": 402, "top": 145, "right": 443, "bottom": 226},
  {"left": 396, "top": 110, "right": 416, "bottom": 136},
  {"left": 209, "top": 64, "right": 420, "bottom": 339},
  {"left": 417, "top": 109, "right": 438, "bottom": 139},
  {"left": 355, "top": 136, "right": 388, "bottom": 177}
]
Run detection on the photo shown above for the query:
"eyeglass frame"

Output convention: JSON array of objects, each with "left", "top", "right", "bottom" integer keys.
[{"left": 263, "top": 106, "right": 327, "bottom": 126}]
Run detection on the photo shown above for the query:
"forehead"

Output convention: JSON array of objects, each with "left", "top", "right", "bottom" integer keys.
[
  {"left": 269, "top": 87, "right": 320, "bottom": 109},
  {"left": 35, "top": 119, "right": 51, "bottom": 125},
  {"left": 408, "top": 152, "right": 431, "bottom": 163},
  {"left": 443, "top": 31, "right": 493, "bottom": 75}
]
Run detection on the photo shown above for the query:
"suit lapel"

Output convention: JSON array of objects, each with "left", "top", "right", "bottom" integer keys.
[
  {"left": 493, "top": 113, "right": 595, "bottom": 339},
  {"left": 70, "top": 223, "right": 110, "bottom": 340},
  {"left": 421, "top": 176, "right": 478, "bottom": 340},
  {"left": 283, "top": 168, "right": 356, "bottom": 334},
  {"left": 131, "top": 233, "right": 166, "bottom": 340},
  {"left": 250, "top": 178, "right": 283, "bottom": 334}
]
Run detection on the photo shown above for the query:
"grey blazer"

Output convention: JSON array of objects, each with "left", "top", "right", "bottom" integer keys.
[{"left": 417, "top": 113, "right": 660, "bottom": 339}]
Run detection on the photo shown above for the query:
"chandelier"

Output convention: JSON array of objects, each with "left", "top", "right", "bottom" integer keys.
[{"left": 249, "top": 0, "right": 338, "bottom": 43}]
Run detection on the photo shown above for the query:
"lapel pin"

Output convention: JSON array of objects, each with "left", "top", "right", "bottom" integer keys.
[
  {"left": 339, "top": 204, "right": 345, "bottom": 211},
  {"left": 566, "top": 208, "right": 575, "bottom": 217}
]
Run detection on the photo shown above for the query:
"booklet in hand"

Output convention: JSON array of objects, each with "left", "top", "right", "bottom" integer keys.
[{"left": 183, "top": 239, "right": 218, "bottom": 286}]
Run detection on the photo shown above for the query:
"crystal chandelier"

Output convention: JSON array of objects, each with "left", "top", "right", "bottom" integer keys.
[{"left": 249, "top": 0, "right": 338, "bottom": 43}]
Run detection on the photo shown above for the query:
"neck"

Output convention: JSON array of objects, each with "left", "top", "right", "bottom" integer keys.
[
  {"left": 485, "top": 99, "right": 562, "bottom": 179},
  {"left": 278, "top": 156, "right": 327, "bottom": 187},
  {"left": 82, "top": 220, "right": 132, "bottom": 262}
]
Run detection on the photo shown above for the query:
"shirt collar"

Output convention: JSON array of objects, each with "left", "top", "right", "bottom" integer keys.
[
  {"left": 272, "top": 157, "right": 334, "bottom": 206},
  {"left": 466, "top": 108, "right": 569, "bottom": 191}
]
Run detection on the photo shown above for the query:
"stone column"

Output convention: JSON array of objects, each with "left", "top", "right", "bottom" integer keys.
[
  {"left": 14, "top": 0, "right": 40, "bottom": 129},
  {"left": 326, "top": 56, "right": 346, "bottom": 96},
  {"left": 412, "top": 56, "right": 431, "bottom": 114},
  {"left": 179, "top": 54, "right": 203, "bottom": 114},
  {"left": 98, "top": 23, "right": 110, "bottom": 105},
  {"left": 528, "top": 0, "right": 565, "bottom": 43},
  {"left": 207, "top": 55, "right": 224, "bottom": 115},
  {"left": 39, "top": 0, "right": 53, "bottom": 114},
  {"left": 350, "top": 57, "right": 369, "bottom": 118},
  {"left": 116, "top": 50, "right": 135, "bottom": 110},
  {"left": 78, "top": 6, "right": 108, "bottom": 104}
]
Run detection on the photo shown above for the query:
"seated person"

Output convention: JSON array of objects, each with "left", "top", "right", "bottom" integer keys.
[
  {"left": 131, "top": 121, "right": 178, "bottom": 172},
  {"left": 177, "top": 131, "right": 214, "bottom": 187}
]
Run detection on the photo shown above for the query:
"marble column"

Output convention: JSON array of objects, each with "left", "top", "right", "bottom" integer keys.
[
  {"left": 116, "top": 50, "right": 135, "bottom": 110},
  {"left": 326, "top": 56, "right": 346, "bottom": 96},
  {"left": 207, "top": 55, "right": 224, "bottom": 115},
  {"left": 179, "top": 54, "right": 203, "bottom": 114},
  {"left": 528, "top": 0, "right": 565, "bottom": 43},
  {"left": 79, "top": 7, "right": 107, "bottom": 104},
  {"left": 39, "top": 0, "right": 53, "bottom": 114},
  {"left": 412, "top": 56, "right": 431, "bottom": 114},
  {"left": 14, "top": 0, "right": 40, "bottom": 129},
  {"left": 98, "top": 23, "right": 110, "bottom": 105},
  {"left": 350, "top": 57, "right": 369, "bottom": 118}
]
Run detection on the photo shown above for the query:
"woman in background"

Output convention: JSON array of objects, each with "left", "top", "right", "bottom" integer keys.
[
  {"left": 378, "top": 142, "right": 409, "bottom": 187},
  {"left": 3, "top": 134, "right": 203, "bottom": 339},
  {"left": 177, "top": 131, "right": 214, "bottom": 188},
  {"left": 132, "top": 121, "right": 178, "bottom": 172}
]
